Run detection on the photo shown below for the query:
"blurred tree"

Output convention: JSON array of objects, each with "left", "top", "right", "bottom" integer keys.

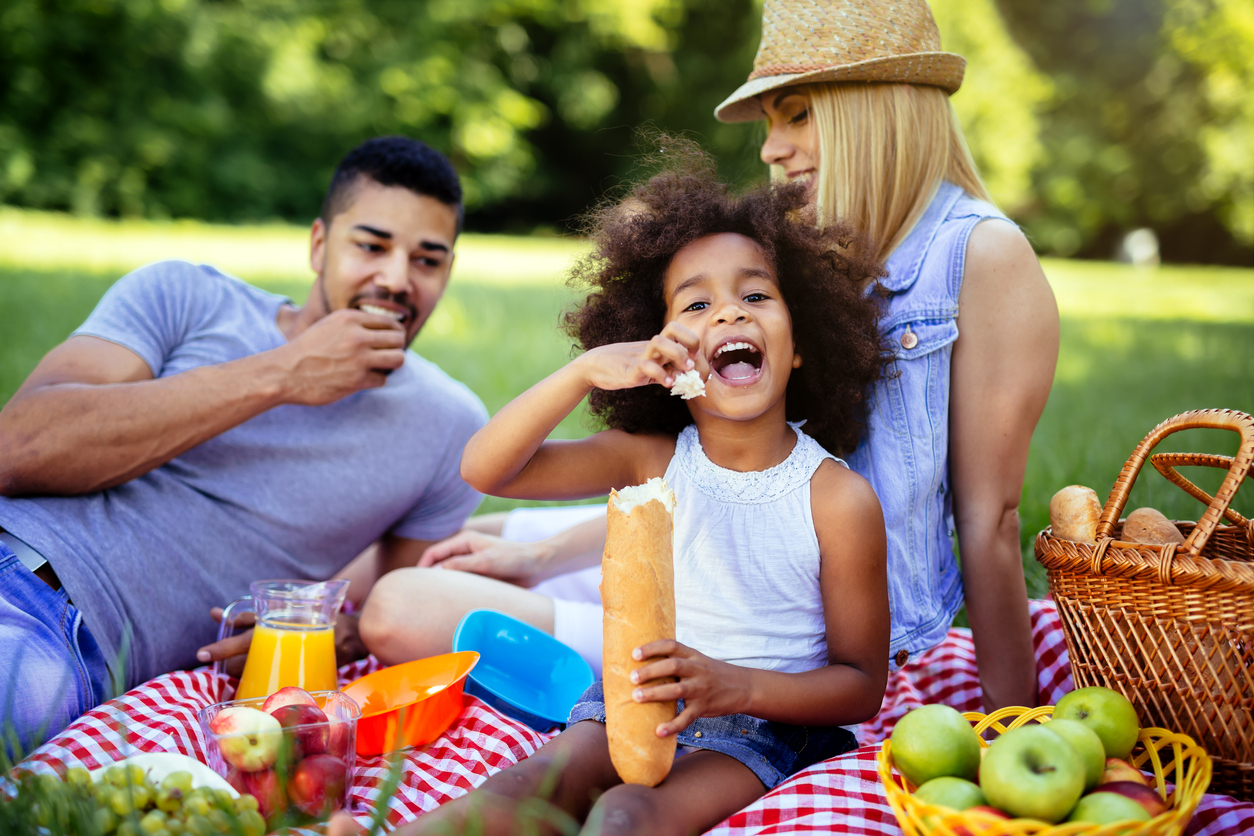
[
  {"left": 994, "top": 0, "right": 1253, "bottom": 263},
  {"left": 932, "top": 0, "right": 1052, "bottom": 216},
  {"left": 1, "top": 0, "right": 1248, "bottom": 264},
  {"left": 0, "top": 0, "right": 759, "bottom": 229}
]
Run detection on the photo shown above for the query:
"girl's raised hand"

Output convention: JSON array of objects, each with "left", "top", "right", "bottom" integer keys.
[
  {"left": 579, "top": 322, "right": 699, "bottom": 392},
  {"left": 629, "top": 639, "right": 753, "bottom": 738}
]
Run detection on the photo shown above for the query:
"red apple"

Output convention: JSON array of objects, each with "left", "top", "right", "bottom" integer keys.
[
  {"left": 1092, "top": 781, "right": 1168, "bottom": 817},
  {"left": 225, "top": 768, "right": 248, "bottom": 796},
  {"left": 262, "top": 686, "right": 318, "bottom": 715},
  {"left": 209, "top": 706, "right": 282, "bottom": 772},
  {"left": 242, "top": 767, "right": 288, "bottom": 825},
  {"left": 271, "top": 703, "right": 330, "bottom": 761},
  {"left": 326, "top": 718, "right": 353, "bottom": 761},
  {"left": 288, "top": 754, "right": 348, "bottom": 818},
  {"left": 1099, "top": 757, "right": 1151, "bottom": 787},
  {"left": 951, "top": 806, "right": 1010, "bottom": 836}
]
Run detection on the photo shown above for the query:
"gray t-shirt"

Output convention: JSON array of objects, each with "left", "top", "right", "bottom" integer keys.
[{"left": 0, "top": 261, "right": 487, "bottom": 687}]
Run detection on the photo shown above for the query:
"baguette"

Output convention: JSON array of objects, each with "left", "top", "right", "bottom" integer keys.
[
  {"left": 601, "top": 478, "right": 678, "bottom": 787},
  {"left": 1122, "top": 507, "right": 1185, "bottom": 546},
  {"left": 1049, "top": 485, "right": 1102, "bottom": 544}
]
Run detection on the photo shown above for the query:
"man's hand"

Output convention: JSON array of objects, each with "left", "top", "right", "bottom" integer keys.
[
  {"left": 196, "top": 607, "right": 255, "bottom": 677},
  {"left": 0, "top": 308, "right": 406, "bottom": 497},
  {"left": 417, "top": 531, "right": 550, "bottom": 587},
  {"left": 274, "top": 309, "right": 407, "bottom": 406}
]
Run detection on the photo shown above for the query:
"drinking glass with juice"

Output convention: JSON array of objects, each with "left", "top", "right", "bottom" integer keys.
[{"left": 215, "top": 579, "right": 349, "bottom": 700}]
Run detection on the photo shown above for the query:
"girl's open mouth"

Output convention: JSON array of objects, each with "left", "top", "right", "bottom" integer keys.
[{"left": 710, "top": 340, "right": 764, "bottom": 386}]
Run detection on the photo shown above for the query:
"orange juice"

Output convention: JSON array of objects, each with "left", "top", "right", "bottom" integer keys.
[{"left": 235, "top": 620, "right": 337, "bottom": 700}]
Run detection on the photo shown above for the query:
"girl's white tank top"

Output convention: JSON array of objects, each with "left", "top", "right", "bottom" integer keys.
[{"left": 663, "top": 423, "right": 841, "bottom": 673}]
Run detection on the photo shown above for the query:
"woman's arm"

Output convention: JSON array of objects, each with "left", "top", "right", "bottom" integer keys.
[
  {"left": 461, "top": 323, "right": 698, "bottom": 500},
  {"left": 950, "top": 220, "right": 1059, "bottom": 711},
  {"left": 416, "top": 517, "right": 606, "bottom": 586},
  {"left": 631, "top": 461, "right": 889, "bottom": 733}
]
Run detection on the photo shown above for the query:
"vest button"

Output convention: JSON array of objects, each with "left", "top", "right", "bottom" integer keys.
[
  {"left": 895, "top": 649, "right": 910, "bottom": 667},
  {"left": 694, "top": 731, "right": 703, "bottom": 738},
  {"left": 900, "top": 330, "right": 919, "bottom": 350}
]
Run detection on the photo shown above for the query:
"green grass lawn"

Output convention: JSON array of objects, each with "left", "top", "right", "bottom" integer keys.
[{"left": 2, "top": 207, "right": 1252, "bottom": 600}]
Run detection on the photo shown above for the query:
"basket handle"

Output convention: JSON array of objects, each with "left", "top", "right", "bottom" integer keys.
[
  {"left": 1097, "top": 409, "right": 1254, "bottom": 558},
  {"left": 1150, "top": 452, "right": 1250, "bottom": 529}
]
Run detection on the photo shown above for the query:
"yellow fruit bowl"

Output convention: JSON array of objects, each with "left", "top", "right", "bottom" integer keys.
[{"left": 877, "top": 705, "right": 1213, "bottom": 836}]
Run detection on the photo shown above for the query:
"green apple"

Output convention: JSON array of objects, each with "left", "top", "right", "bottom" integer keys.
[
  {"left": 890, "top": 704, "right": 982, "bottom": 786},
  {"left": 1044, "top": 718, "right": 1106, "bottom": 791},
  {"left": 916, "top": 777, "right": 987, "bottom": 836},
  {"left": 980, "top": 725, "right": 1086, "bottom": 823},
  {"left": 914, "top": 776, "right": 986, "bottom": 811},
  {"left": 1066, "top": 790, "right": 1153, "bottom": 824},
  {"left": 1054, "top": 686, "right": 1140, "bottom": 760}
]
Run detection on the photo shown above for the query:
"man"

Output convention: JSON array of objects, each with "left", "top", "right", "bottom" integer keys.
[{"left": 0, "top": 136, "right": 487, "bottom": 753}]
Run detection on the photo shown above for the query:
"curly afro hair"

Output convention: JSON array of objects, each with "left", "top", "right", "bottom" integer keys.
[{"left": 564, "top": 147, "right": 890, "bottom": 457}]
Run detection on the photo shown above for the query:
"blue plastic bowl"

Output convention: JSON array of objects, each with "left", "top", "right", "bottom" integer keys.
[{"left": 452, "top": 609, "right": 595, "bottom": 730}]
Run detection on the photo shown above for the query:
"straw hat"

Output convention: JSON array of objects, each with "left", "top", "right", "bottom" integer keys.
[{"left": 715, "top": 0, "right": 965, "bottom": 123}]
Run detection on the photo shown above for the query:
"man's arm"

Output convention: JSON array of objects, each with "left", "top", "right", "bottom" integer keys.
[{"left": 0, "top": 309, "right": 406, "bottom": 497}]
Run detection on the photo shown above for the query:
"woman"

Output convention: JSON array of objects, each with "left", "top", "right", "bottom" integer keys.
[{"left": 360, "top": 0, "right": 1057, "bottom": 713}]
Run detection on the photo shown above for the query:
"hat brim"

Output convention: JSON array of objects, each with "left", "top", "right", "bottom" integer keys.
[{"left": 714, "top": 52, "right": 966, "bottom": 123}]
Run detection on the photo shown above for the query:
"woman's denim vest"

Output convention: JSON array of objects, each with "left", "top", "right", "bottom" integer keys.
[{"left": 845, "top": 181, "right": 1015, "bottom": 668}]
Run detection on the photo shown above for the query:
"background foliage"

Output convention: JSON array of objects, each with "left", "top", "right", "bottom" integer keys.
[{"left": 0, "top": 0, "right": 1250, "bottom": 262}]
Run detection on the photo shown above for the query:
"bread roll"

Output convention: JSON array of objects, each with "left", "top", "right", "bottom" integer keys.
[
  {"left": 1049, "top": 485, "right": 1102, "bottom": 544},
  {"left": 1122, "top": 507, "right": 1185, "bottom": 546},
  {"left": 601, "top": 477, "right": 678, "bottom": 787}
]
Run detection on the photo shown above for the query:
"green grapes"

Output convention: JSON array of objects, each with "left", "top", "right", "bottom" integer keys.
[
  {"left": 139, "top": 809, "right": 168, "bottom": 834},
  {"left": 155, "top": 786, "right": 185, "bottom": 814},
  {"left": 1, "top": 763, "right": 275, "bottom": 836},
  {"left": 65, "top": 766, "right": 92, "bottom": 786},
  {"left": 183, "top": 792, "right": 212, "bottom": 818}
]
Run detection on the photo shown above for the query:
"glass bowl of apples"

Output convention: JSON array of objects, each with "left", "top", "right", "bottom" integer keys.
[
  {"left": 198, "top": 686, "right": 361, "bottom": 828},
  {"left": 877, "top": 697, "right": 1212, "bottom": 836}
]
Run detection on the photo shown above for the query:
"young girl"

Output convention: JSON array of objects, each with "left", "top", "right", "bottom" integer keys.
[{"left": 410, "top": 159, "right": 890, "bottom": 836}]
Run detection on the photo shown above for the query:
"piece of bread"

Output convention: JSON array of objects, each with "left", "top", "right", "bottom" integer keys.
[
  {"left": 1049, "top": 485, "right": 1102, "bottom": 544},
  {"left": 669, "top": 369, "right": 706, "bottom": 400},
  {"left": 1122, "top": 507, "right": 1185, "bottom": 546},
  {"left": 601, "top": 477, "right": 678, "bottom": 787}
]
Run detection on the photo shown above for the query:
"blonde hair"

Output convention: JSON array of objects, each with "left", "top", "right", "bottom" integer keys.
[{"left": 796, "top": 82, "right": 991, "bottom": 262}]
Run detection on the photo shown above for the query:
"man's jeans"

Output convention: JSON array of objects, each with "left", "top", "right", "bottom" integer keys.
[{"left": 1, "top": 542, "right": 110, "bottom": 760}]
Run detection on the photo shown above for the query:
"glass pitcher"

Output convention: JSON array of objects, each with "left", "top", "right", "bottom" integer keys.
[{"left": 215, "top": 579, "right": 350, "bottom": 700}]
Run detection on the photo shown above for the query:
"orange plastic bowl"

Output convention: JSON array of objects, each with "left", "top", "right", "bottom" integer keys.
[{"left": 341, "top": 651, "right": 479, "bottom": 756}]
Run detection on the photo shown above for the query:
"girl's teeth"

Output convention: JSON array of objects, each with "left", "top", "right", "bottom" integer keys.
[{"left": 715, "top": 341, "right": 754, "bottom": 358}]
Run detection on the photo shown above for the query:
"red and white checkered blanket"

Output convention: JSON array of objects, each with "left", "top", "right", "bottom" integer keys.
[{"left": 21, "top": 600, "right": 1253, "bottom": 835}]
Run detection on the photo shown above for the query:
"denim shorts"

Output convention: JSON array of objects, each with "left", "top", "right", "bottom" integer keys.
[
  {"left": 0, "top": 542, "right": 111, "bottom": 760},
  {"left": 567, "top": 680, "right": 857, "bottom": 789}
]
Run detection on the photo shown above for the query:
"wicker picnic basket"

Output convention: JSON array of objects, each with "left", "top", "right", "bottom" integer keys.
[{"left": 1035, "top": 409, "right": 1254, "bottom": 801}]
